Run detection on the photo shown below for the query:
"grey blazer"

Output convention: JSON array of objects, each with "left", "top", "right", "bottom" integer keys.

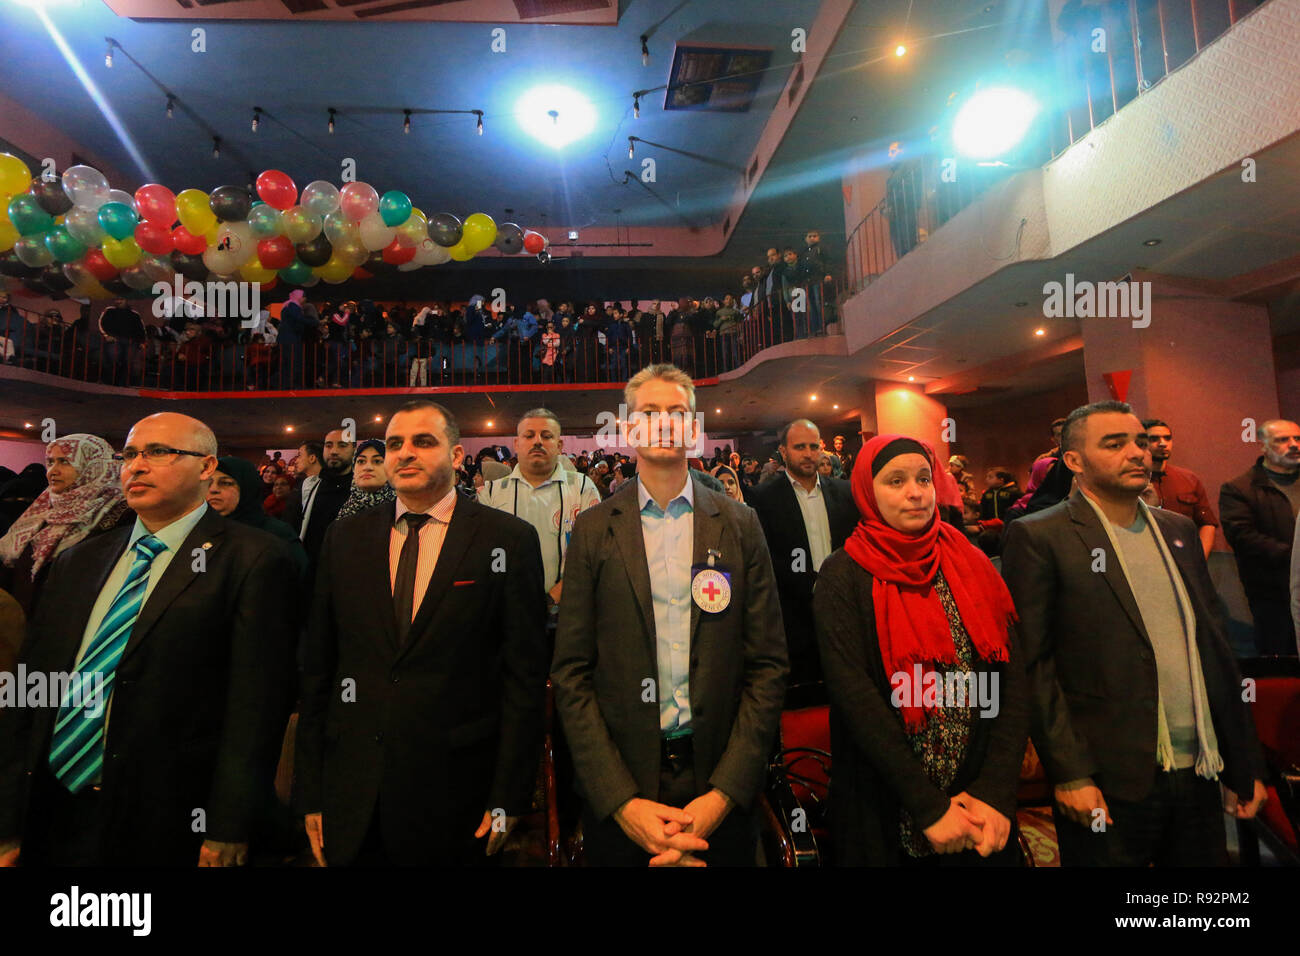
[{"left": 551, "top": 474, "right": 789, "bottom": 821}]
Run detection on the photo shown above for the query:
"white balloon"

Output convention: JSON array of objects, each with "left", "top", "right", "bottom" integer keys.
[
  {"left": 215, "top": 221, "right": 256, "bottom": 266},
  {"left": 414, "top": 238, "right": 451, "bottom": 266},
  {"left": 106, "top": 189, "right": 137, "bottom": 214},
  {"left": 65, "top": 205, "right": 107, "bottom": 245},
  {"left": 397, "top": 261, "right": 422, "bottom": 272},
  {"left": 358, "top": 212, "right": 396, "bottom": 252},
  {"left": 61, "top": 165, "right": 110, "bottom": 209}
]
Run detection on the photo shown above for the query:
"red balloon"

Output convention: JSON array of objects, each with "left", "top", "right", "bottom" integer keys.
[
  {"left": 352, "top": 267, "right": 372, "bottom": 280},
  {"left": 257, "top": 236, "right": 295, "bottom": 271},
  {"left": 172, "top": 225, "right": 207, "bottom": 256},
  {"left": 522, "top": 231, "right": 546, "bottom": 254},
  {"left": 382, "top": 237, "right": 416, "bottom": 265},
  {"left": 134, "top": 183, "right": 177, "bottom": 225},
  {"left": 135, "top": 219, "right": 174, "bottom": 256},
  {"left": 256, "top": 170, "right": 298, "bottom": 211},
  {"left": 83, "top": 249, "right": 118, "bottom": 281},
  {"left": 260, "top": 278, "right": 278, "bottom": 291}
]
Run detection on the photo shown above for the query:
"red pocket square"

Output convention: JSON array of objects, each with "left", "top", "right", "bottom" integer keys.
[{"left": 453, "top": 579, "right": 476, "bottom": 586}]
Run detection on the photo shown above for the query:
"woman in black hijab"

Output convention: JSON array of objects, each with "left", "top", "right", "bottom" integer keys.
[
  {"left": 336, "top": 438, "right": 397, "bottom": 519},
  {"left": 207, "top": 455, "right": 307, "bottom": 574}
]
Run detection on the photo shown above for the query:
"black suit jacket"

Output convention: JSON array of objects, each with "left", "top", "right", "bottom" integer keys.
[
  {"left": 551, "top": 476, "right": 788, "bottom": 825},
  {"left": 1001, "top": 492, "right": 1264, "bottom": 803},
  {"left": 749, "top": 474, "right": 857, "bottom": 684},
  {"left": 294, "top": 495, "right": 547, "bottom": 865},
  {"left": 0, "top": 507, "right": 299, "bottom": 864}
]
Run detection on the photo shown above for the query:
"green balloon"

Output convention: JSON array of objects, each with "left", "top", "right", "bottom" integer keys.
[
  {"left": 278, "top": 258, "right": 314, "bottom": 285},
  {"left": 44, "top": 225, "right": 87, "bottom": 263},
  {"left": 248, "top": 203, "right": 283, "bottom": 239},
  {"left": 7, "top": 194, "right": 55, "bottom": 237},
  {"left": 378, "top": 190, "right": 412, "bottom": 228},
  {"left": 97, "top": 201, "right": 138, "bottom": 241}
]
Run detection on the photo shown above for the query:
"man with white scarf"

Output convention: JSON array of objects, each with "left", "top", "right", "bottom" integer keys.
[{"left": 1003, "top": 400, "right": 1266, "bottom": 866}]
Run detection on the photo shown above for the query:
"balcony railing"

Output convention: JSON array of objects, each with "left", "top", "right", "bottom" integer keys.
[
  {"left": 842, "top": 0, "right": 1270, "bottom": 299},
  {"left": 0, "top": 285, "right": 840, "bottom": 394}
]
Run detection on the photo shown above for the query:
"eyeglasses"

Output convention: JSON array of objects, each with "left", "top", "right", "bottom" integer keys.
[{"left": 114, "top": 446, "right": 210, "bottom": 465}]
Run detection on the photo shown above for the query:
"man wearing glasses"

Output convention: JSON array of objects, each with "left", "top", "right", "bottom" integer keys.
[{"left": 0, "top": 412, "right": 299, "bottom": 866}]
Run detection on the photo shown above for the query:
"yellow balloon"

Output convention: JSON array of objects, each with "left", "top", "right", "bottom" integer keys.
[
  {"left": 314, "top": 256, "right": 353, "bottom": 283},
  {"left": 102, "top": 236, "right": 142, "bottom": 269},
  {"left": 0, "top": 153, "right": 31, "bottom": 197},
  {"left": 240, "top": 260, "right": 276, "bottom": 284},
  {"left": 0, "top": 193, "right": 12, "bottom": 224},
  {"left": 203, "top": 223, "right": 220, "bottom": 247},
  {"left": 397, "top": 207, "right": 428, "bottom": 244},
  {"left": 461, "top": 213, "right": 497, "bottom": 254},
  {"left": 176, "top": 188, "right": 217, "bottom": 235},
  {"left": 447, "top": 240, "right": 474, "bottom": 261},
  {"left": 0, "top": 220, "right": 18, "bottom": 253}
]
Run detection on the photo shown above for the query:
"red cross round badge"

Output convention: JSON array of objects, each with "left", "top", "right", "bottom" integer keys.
[{"left": 692, "top": 568, "right": 731, "bottom": 612}]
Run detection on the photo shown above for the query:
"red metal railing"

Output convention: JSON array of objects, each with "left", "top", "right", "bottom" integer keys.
[{"left": 0, "top": 285, "right": 840, "bottom": 394}]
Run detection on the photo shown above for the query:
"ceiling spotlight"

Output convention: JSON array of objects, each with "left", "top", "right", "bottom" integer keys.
[
  {"left": 1034, "top": 327, "right": 1046, "bottom": 336},
  {"left": 715, "top": 408, "right": 721, "bottom": 414},
  {"left": 907, "top": 375, "right": 915, "bottom": 382},
  {"left": 251, "top": 106, "right": 261, "bottom": 132},
  {"left": 285, "top": 425, "right": 294, "bottom": 433},
  {"left": 810, "top": 394, "right": 818, "bottom": 401},
  {"left": 166, "top": 95, "right": 174, "bottom": 119},
  {"left": 486, "top": 420, "right": 494, "bottom": 428},
  {"left": 1143, "top": 238, "right": 1162, "bottom": 246},
  {"left": 641, "top": 34, "right": 649, "bottom": 66},
  {"left": 633, "top": 94, "right": 641, "bottom": 119},
  {"left": 832, "top": 404, "right": 839, "bottom": 410},
  {"left": 373, "top": 415, "right": 383, "bottom": 422},
  {"left": 895, "top": 44, "right": 907, "bottom": 57},
  {"left": 475, "top": 110, "right": 484, "bottom": 135},
  {"left": 628, "top": 137, "right": 635, "bottom": 159},
  {"left": 104, "top": 39, "right": 114, "bottom": 68},
  {"left": 403, "top": 109, "right": 411, "bottom": 134},
  {"left": 212, "top": 136, "right": 221, "bottom": 159},
  {"left": 23, "top": 422, "right": 32, "bottom": 429},
  {"left": 328, "top": 107, "right": 336, "bottom": 134}
]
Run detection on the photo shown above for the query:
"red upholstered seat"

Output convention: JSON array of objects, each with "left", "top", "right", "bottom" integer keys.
[
  {"left": 1242, "top": 672, "right": 1300, "bottom": 861},
  {"left": 780, "top": 705, "right": 831, "bottom": 808}
]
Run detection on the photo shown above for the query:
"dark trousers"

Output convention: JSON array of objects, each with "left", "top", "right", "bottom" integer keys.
[
  {"left": 349, "top": 797, "right": 500, "bottom": 868},
  {"left": 22, "top": 766, "right": 108, "bottom": 866},
  {"left": 1246, "top": 596, "right": 1296, "bottom": 656},
  {"left": 582, "top": 743, "right": 758, "bottom": 867},
  {"left": 1054, "top": 767, "right": 1228, "bottom": 866}
]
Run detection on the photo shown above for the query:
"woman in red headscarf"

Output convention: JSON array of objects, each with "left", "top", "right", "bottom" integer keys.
[{"left": 813, "top": 434, "right": 1028, "bottom": 865}]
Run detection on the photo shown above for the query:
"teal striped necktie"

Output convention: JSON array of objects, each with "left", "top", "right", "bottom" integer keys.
[{"left": 49, "top": 534, "right": 167, "bottom": 793}]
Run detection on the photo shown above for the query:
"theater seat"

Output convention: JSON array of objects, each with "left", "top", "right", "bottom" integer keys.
[
  {"left": 1235, "top": 659, "right": 1300, "bottom": 865},
  {"left": 759, "top": 702, "right": 831, "bottom": 866}
]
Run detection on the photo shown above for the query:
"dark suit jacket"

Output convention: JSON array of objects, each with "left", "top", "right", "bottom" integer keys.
[
  {"left": 294, "top": 495, "right": 547, "bottom": 865},
  {"left": 0, "top": 507, "right": 299, "bottom": 864},
  {"left": 1219, "top": 458, "right": 1295, "bottom": 606},
  {"left": 1001, "top": 492, "right": 1265, "bottom": 803},
  {"left": 748, "top": 474, "right": 857, "bottom": 684},
  {"left": 551, "top": 476, "right": 788, "bottom": 826}
]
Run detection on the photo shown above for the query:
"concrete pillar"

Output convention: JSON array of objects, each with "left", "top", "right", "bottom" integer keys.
[{"left": 873, "top": 381, "right": 950, "bottom": 463}]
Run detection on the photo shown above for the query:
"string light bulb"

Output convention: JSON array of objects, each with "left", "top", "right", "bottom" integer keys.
[
  {"left": 403, "top": 109, "right": 411, "bottom": 134},
  {"left": 212, "top": 136, "right": 221, "bottom": 159},
  {"left": 475, "top": 111, "right": 484, "bottom": 135},
  {"left": 251, "top": 106, "right": 261, "bottom": 132},
  {"left": 104, "top": 39, "right": 113, "bottom": 68},
  {"left": 628, "top": 137, "right": 635, "bottom": 159},
  {"left": 633, "top": 94, "right": 641, "bottom": 119},
  {"left": 641, "top": 34, "right": 649, "bottom": 66},
  {"left": 166, "top": 95, "right": 174, "bottom": 119},
  {"left": 327, "top": 107, "right": 336, "bottom": 134}
]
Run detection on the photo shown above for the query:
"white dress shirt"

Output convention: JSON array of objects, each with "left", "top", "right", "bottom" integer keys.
[
  {"left": 638, "top": 473, "right": 695, "bottom": 734},
  {"left": 788, "top": 471, "right": 832, "bottom": 572}
]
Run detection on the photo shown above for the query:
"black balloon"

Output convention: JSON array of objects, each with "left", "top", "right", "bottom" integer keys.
[
  {"left": 493, "top": 222, "right": 524, "bottom": 255},
  {"left": 209, "top": 185, "right": 253, "bottom": 223},
  {"left": 364, "top": 250, "right": 399, "bottom": 275},
  {"left": 295, "top": 234, "right": 332, "bottom": 267},
  {"left": 428, "top": 212, "right": 463, "bottom": 248},
  {"left": 0, "top": 252, "right": 41, "bottom": 279},
  {"left": 32, "top": 178, "right": 74, "bottom": 216},
  {"left": 40, "top": 265, "right": 74, "bottom": 292},
  {"left": 171, "top": 250, "right": 208, "bottom": 282},
  {"left": 102, "top": 278, "right": 132, "bottom": 296}
]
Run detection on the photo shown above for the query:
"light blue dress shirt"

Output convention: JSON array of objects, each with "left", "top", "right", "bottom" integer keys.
[{"left": 638, "top": 473, "right": 694, "bottom": 735}]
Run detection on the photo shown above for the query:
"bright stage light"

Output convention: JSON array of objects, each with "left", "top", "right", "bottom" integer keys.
[
  {"left": 516, "top": 85, "right": 596, "bottom": 149},
  {"left": 952, "top": 87, "right": 1039, "bottom": 160}
]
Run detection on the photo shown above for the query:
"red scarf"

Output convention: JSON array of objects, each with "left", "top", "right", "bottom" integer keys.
[{"left": 843, "top": 434, "right": 1017, "bottom": 729}]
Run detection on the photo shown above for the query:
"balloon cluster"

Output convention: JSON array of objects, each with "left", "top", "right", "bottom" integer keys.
[{"left": 0, "top": 153, "right": 550, "bottom": 300}]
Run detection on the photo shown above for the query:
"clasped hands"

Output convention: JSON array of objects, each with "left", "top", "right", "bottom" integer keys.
[
  {"left": 922, "top": 792, "right": 1010, "bottom": 856},
  {"left": 613, "top": 789, "right": 733, "bottom": 867}
]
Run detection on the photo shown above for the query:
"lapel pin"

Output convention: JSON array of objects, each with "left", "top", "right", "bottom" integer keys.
[{"left": 1172, "top": 539, "right": 1183, "bottom": 548}]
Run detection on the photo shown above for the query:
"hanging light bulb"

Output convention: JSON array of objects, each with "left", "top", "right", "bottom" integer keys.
[
  {"left": 628, "top": 137, "right": 635, "bottom": 159},
  {"left": 476, "top": 111, "right": 484, "bottom": 135},
  {"left": 641, "top": 35, "right": 649, "bottom": 66},
  {"left": 104, "top": 39, "right": 114, "bottom": 68},
  {"left": 166, "top": 95, "right": 175, "bottom": 119},
  {"left": 327, "top": 108, "right": 336, "bottom": 134},
  {"left": 633, "top": 94, "right": 640, "bottom": 119},
  {"left": 212, "top": 136, "right": 221, "bottom": 159},
  {"left": 252, "top": 106, "right": 261, "bottom": 132},
  {"left": 403, "top": 109, "right": 411, "bottom": 135}
]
